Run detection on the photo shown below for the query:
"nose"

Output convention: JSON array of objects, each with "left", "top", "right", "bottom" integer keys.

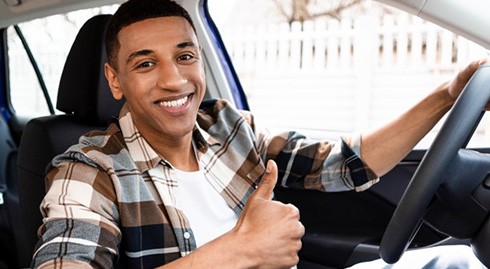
[{"left": 157, "top": 61, "right": 187, "bottom": 90}]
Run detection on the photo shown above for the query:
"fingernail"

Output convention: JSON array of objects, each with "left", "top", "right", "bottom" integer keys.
[{"left": 266, "top": 160, "right": 272, "bottom": 173}]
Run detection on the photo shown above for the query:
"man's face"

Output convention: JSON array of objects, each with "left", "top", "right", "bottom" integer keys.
[{"left": 105, "top": 16, "right": 205, "bottom": 141}]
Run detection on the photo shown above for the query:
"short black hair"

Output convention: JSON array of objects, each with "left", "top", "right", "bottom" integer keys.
[{"left": 105, "top": 0, "right": 196, "bottom": 68}]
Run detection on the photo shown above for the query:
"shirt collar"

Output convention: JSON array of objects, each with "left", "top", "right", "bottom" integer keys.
[{"left": 118, "top": 103, "right": 221, "bottom": 173}]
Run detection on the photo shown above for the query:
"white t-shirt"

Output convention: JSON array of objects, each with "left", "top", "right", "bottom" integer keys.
[
  {"left": 174, "top": 169, "right": 298, "bottom": 269},
  {"left": 174, "top": 169, "right": 238, "bottom": 247}
]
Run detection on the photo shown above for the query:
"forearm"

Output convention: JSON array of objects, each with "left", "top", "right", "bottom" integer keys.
[
  {"left": 155, "top": 230, "right": 255, "bottom": 269},
  {"left": 37, "top": 231, "right": 252, "bottom": 269},
  {"left": 360, "top": 82, "right": 454, "bottom": 176},
  {"left": 360, "top": 59, "right": 487, "bottom": 177}
]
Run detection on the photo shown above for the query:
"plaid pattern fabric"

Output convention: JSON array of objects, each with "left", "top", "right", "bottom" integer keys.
[{"left": 33, "top": 99, "right": 378, "bottom": 268}]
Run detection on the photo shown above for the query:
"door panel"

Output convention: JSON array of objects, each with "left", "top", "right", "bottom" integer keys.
[{"left": 275, "top": 150, "right": 449, "bottom": 268}]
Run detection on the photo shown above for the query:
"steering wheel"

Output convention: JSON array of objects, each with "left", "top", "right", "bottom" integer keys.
[{"left": 379, "top": 65, "right": 490, "bottom": 263}]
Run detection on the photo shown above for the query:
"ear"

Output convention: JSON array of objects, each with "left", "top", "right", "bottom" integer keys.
[{"left": 104, "top": 63, "right": 124, "bottom": 100}]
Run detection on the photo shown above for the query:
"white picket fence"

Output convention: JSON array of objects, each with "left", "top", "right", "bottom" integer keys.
[
  {"left": 220, "top": 14, "right": 490, "bottom": 146},
  {"left": 222, "top": 14, "right": 486, "bottom": 72},
  {"left": 7, "top": 12, "right": 490, "bottom": 146}
]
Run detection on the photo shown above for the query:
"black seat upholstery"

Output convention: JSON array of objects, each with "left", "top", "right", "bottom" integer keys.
[{"left": 16, "top": 14, "right": 123, "bottom": 267}]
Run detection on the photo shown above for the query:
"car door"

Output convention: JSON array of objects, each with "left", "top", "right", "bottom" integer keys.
[{"left": 203, "top": 0, "right": 490, "bottom": 268}]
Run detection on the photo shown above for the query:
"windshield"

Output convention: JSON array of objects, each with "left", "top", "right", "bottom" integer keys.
[{"left": 208, "top": 0, "right": 489, "bottom": 149}]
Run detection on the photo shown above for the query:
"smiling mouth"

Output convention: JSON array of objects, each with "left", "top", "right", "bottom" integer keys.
[{"left": 156, "top": 94, "right": 191, "bottom": 108}]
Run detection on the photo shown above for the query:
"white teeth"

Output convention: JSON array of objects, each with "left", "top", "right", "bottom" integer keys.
[{"left": 159, "top": 96, "right": 188, "bottom": 108}]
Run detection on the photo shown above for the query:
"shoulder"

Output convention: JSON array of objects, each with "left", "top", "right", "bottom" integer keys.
[
  {"left": 51, "top": 122, "right": 130, "bottom": 170},
  {"left": 78, "top": 121, "right": 124, "bottom": 149},
  {"left": 197, "top": 98, "right": 255, "bottom": 130}
]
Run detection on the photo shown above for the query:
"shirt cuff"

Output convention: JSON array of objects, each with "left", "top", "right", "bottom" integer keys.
[{"left": 341, "top": 134, "right": 379, "bottom": 192}]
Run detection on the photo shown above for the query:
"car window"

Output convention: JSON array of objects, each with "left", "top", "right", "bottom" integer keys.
[
  {"left": 6, "top": 4, "right": 119, "bottom": 118},
  {"left": 208, "top": 0, "right": 489, "bottom": 149}
]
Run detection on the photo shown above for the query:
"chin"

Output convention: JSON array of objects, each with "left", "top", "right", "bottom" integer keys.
[{"left": 165, "top": 124, "right": 195, "bottom": 138}]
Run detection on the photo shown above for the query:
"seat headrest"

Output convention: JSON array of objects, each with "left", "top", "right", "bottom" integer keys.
[{"left": 56, "top": 14, "right": 124, "bottom": 124}]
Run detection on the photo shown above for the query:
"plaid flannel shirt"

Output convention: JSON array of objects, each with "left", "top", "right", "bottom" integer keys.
[{"left": 33, "top": 99, "right": 378, "bottom": 268}]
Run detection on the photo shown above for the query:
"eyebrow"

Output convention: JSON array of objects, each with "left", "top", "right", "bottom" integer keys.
[
  {"left": 126, "top": 42, "right": 197, "bottom": 64},
  {"left": 177, "top": 41, "right": 196, "bottom": 49},
  {"left": 126, "top": 49, "right": 153, "bottom": 64}
]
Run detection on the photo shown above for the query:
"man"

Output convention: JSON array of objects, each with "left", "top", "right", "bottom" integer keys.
[{"left": 33, "top": 0, "right": 487, "bottom": 268}]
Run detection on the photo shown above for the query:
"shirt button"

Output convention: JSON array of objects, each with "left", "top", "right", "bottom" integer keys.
[{"left": 184, "top": 232, "right": 190, "bottom": 239}]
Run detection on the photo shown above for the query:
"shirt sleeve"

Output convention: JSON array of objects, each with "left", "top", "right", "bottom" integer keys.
[
  {"left": 32, "top": 161, "right": 121, "bottom": 268},
  {"left": 253, "top": 121, "right": 379, "bottom": 192}
]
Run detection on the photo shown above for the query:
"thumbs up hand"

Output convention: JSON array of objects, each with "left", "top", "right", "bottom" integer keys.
[{"left": 233, "top": 160, "right": 305, "bottom": 268}]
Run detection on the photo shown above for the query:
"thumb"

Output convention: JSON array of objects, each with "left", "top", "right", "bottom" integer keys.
[{"left": 253, "top": 160, "right": 278, "bottom": 200}]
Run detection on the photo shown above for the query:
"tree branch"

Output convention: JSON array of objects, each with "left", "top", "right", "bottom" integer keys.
[
  {"left": 270, "top": 0, "right": 292, "bottom": 22},
  {"left": 309, "top": 0, "right": 363, "bottom": 21}
]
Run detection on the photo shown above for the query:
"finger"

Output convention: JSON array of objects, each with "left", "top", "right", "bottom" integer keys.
[
  {"left": 449, "top": 59, "right": 487, "bottom": 96},
  {"left": 459, "top": 59, "right": 482, "bottom": 81},
  {"left": 478, "top": 58, "right": 489, "bottom": 66},
  {"left": 254, "top": 159, "right": 278, "bottom": 200},
  {"left": 464, "top": 58, "right": 489, "bottom": 77},
  {"left": 287, "top": 203, "right": 301, "bottom": 220}
]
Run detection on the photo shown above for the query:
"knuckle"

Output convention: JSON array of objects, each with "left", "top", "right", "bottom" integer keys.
[
  {"left": 286, "top": 203, "right": 300, "bottom": 214},
  {"left": 284, "top": 255, "right": 299, "bottom": 267},
  {"left": 291, "top": 254, "right": 300, "bottom": 265},
  {"left": 297, "top": 240, "right": 303, "bottom": 251},
  {"left": 298, "top": 222, "right": 305, "bottom": 236}
]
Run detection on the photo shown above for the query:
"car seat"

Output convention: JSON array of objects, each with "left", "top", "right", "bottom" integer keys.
[{"left": 16, "top": 14, "right": 123, "bottom": 267}]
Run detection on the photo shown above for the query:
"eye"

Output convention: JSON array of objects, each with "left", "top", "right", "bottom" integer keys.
[
  {"left": 136, "top": 61, "right": 155, "bottom": 69},
  {"left": 178, "top": 53, "right": 195, "bottom": 62}
]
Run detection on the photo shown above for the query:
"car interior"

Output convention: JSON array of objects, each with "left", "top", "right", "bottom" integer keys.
[{"left": 0, "top": 0, "right": 489, "bottom": 268}]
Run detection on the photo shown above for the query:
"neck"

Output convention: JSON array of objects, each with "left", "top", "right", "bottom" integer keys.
[{"left": 142, "top": 129, "right": 199, "bottom": 172}]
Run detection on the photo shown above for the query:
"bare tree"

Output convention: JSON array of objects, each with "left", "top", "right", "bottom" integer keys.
[{"left": 270, "top": 0, "right": 363, "bottom": 24}]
